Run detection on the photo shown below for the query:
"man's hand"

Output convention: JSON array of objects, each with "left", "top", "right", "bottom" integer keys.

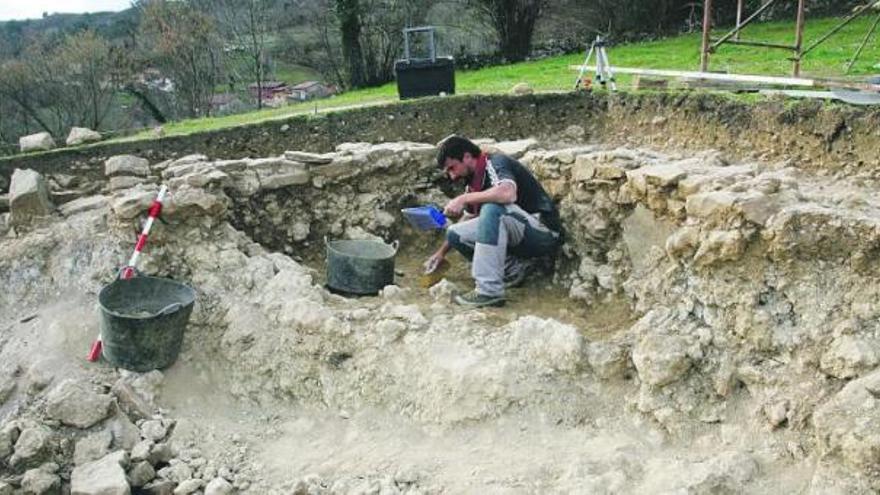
[
  {"left": 423, "top": 251, "right": 445, "bottom": 274},
  {"left": 443, "top": 194, "right": 469, "bottom": 218}
]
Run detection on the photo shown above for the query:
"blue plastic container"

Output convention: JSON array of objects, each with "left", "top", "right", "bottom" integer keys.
[{"left": 401, "top": 206, "right": 447, "bottom": 230}]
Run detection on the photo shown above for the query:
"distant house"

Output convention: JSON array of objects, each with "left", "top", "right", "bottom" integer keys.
[
  {"left": 139, "top": 68, "right": 174, "bottom": 93},
  {"left": 288, "top": 81, "right": 335, "bottom": 101},
  {"left": 248, "top": 81, "right": 289, "bottom": 101}
]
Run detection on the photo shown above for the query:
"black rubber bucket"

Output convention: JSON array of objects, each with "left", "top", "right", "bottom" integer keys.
[
  {"left": 98, "top": 274, "right": 196, "bottom": 372},
  {"left": 326, "top": 238, "right": 399, "bottom": 295}
]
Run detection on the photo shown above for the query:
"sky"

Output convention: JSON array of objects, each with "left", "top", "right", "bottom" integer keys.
[{"left": 0, "top": 0, "right": 131, "bottom": 21}]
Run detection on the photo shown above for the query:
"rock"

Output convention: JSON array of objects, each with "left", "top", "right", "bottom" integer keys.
[
  {"left": 587, "top": 341, "right": 630, "bottom": 380},
  {"left": 492, "top": 139, "right": 538, "bottom": 159},
  {"left": 283, "top": 151, "right": 333, "bottom": 164},
  {"left": 128, "top": 461, "right": 156, "bottom": 487},
  {"left": 165, "top": 186, "right": 227, "bottom": 217},
  {"left": 157, "top": 461, "right": 192, "bottom": 483},
  {"left": 172, "top": 479, "right": 202, "bottom": 495},
  {"left": 563, "top": 125, "right": 586, "bottom": 139},
  {"left": 0, "top": 374, "right": 15, "bottom": 404},
  {"left": 693, "top": 230, "right": 745, "bottom": 267},
  {"left": 428, "top": 279, "right": 458, "bottom": 300},
  {"left": 110, "top": 378, "right": 156, "bottom": 419},
  {"left": 685, "top": 191, "right": 738, "bottom": 218},
  {"left": 74, "top": 430, "right": 112, "bottom": 465},
  {"left": 140, "top": 421, "right": 167, "bottom": 442},
  {"left": 509, "top": 316, "right": 584, "bottom": 373},
  {"left": 109, "top": 414, "right": 140, "bottom": 451},
  {"left": 142, "top": 480, "right": 175, "bottom": 495},
  {"left": 130, "top": 440, "right": 152, "bottom": 462},
  {"left": 251, "top": 158, "right": 310, "bottom": 190},
  {"left": 204, "top": 477, "right": 233, "bottom": 495},
  {"left": 764, "top": 400, "right": 789, "bottom": 428},
  {"left": 66, "top": 127, "right": 102, "bottom": 146},
  {"left": 10, "top": 169, "right": 54, "bottom": 227},
  {"left": 11, "top": 426, "right": 52, "bottom": 468},
  {"left": 105, "top": 155, "right": 150, "bottom": 177},
  {"left": 19, "top": 132, "right": 56, "bottom": 153},
  {"left": 71, "top": 451, "right": 130, "bottom": 495},
  {"left": 148, "top": 443, "right": 175, "bottom": 466},
  {"left": 632, "top": 333, "right": 693, "bottom": 387},
  {"left": 0, "top": 420, "right": 20, "bottom": 459},
  {"left": 60, "top": 195, "right": 109, "bottom": 217},
  {"left": 0, "top": 482, "right": 12, "bottom": 495},
  {"left": 109, "top": 176, "right": 148, "bottom": 191},
  {"left": 814, "top": 368, "right": 880, "bottom": 470},
  {"left": 820, "top": 336, "right": 879, "bottom": 379},
  {"left": 45, "top": 379, "right": 112, "bottom": 429},
  {"left": 111, "top": 188, "right": 158, "bottom": 220},
  {"left": 22, "top": 466, "right": 60, "bottom": 495},
  {"left": 627, "top": 164, "right": 688, "bottom": 194},
  {"left": 510, "top": 82, "right": 533, "bottom": 96}
]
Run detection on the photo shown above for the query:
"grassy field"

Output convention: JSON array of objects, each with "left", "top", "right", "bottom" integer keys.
[{"left": 116, "top": 15, "right": 880, "bottom": 141}]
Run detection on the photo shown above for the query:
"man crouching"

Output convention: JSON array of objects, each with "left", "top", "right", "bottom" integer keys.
[{"left": 425, "top": 136, "right": 563, "bottom": 308}]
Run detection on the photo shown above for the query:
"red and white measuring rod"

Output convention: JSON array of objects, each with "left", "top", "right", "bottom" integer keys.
[
  {"left": 87, "top": 185, "right": 168, "bottom": 362},
  {"left": 120, "top": 185, "right": 168, "bottom": 280}
]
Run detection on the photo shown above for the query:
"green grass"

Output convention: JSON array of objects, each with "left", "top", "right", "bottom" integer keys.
[{"left": 114, "top": 15, "right": 880, "bottom": 142}]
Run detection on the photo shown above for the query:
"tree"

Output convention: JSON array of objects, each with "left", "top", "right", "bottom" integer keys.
[
  {"left": 199, "top": 0, "right": 276, "bottom": 109},
  {"left": 468, "top": 0, "right": 547, "bottom": 62},
  {"left": 54, "top": 30, "right": 117, "bottom": 131},
  {"left": 138, "top": 0, "right": 222, "bottom": 118},
  {"left": 333, "top": 0, "right": 433, "bottom": 88}
]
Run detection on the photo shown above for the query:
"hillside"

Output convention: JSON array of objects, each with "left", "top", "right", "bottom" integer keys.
[{"left": 113, "top": 15, "right": 880, "bottom": 141}]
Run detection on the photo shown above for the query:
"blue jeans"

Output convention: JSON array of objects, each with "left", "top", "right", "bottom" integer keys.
[{"left": 446, "top": 204, "right": 560, "bottom": 296}]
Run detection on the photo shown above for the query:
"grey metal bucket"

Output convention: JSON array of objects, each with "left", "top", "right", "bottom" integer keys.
[
  {"left": 98, "top": 274, "right": 196, "bottom": 372},
  {"left": 326, "top": 238, "right": 399, "bottom": 295}
]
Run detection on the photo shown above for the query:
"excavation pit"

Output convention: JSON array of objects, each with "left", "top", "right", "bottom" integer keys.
[{"left": 3, "top": 133, "right": 880, "bottom": 493}]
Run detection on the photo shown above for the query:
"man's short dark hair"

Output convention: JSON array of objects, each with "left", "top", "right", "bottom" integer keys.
[{"left": 436, "top": 135, "right": 481, "bottom": 168}]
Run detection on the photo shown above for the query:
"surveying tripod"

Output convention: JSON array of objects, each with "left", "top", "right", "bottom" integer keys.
[{"left": 573, "top": 36, "right": 617, "bottom": 92}]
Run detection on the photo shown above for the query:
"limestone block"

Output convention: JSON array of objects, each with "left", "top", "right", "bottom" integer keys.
[
  {"left": 11, "top": 426, "right": 52, "bottom": 468},
  {"left": 105, "top": 155, "right": 150, "bottom": 177},
  {"left": 693, "top": 230, "right": 745, "bottom": 266},
  {"left": 21, "top": 467, "right": 60, "bottom": 495},
  {"left": 74, "top": 430, "right": 112, "bottom": 465},
  {"left": 632, "top": 333, "right": 692, "bottom": 387},
  {"left": 626, "top": 164, "right": 688, "bottom": 195},
  {"left": 283, "top": 150, "right": 333, "bottom": 164},
  {"left": 820, "top": 336, "right": 879, "bottom": 379},
  {"left": 813, "top": 368, "right": 880, "bottom": 470},
  {"left": 9, "top": 169, "right": 54, "bottom": 226},
  {"left": 66, "top": 127, "right": 102, "bottom": 146},
  {"left": 509, "top": 316, "right": 584, "bottom": 373},
  {"left": 19, "top": 132, "right": 56, "bottom": 153},
  {"left": 60, "top": 196, "right": 109, "bottom": 217},
  {"left": 166, "top": 186, "right": 227, "bottom": 217},
  {"left": 737, "top": 192, "right": 781, "bottom": 226},
  {"left": 128, "top": 461, "right": 156, "bottom": 488},
  {"left": 45, "top": 379, "right": 113, "bottom": 429},
  {"left": 110, "top": 188, "right": 160, "bottom": 220},
  {"left": 586, "top": 341, "right": 630, "bottom": 380},
  {"left": 250, "top": 158, "right": 310, "bottom": 190},
  {"left": 493, "top": 138, "right": 538, "bottom": 159},
  {"left": 204, "top": 477, "right": 233, "bottom": 495},
  {"left": 109, "top": 176, "right": 149, "bottom": 191},
  {"left": 685, "top": 191, "right": 738, "bottom": 219},
  {"left": 71, "top": 451, "right": 130, "bottom": 495}
]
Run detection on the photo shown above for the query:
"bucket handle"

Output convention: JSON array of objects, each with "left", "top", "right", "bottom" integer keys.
[
  {"left": 325, "top": 236, "right": 399, "bottom": 255},
  {"left": 158, "top": 303, "right": 182, "bottom": 316}
]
